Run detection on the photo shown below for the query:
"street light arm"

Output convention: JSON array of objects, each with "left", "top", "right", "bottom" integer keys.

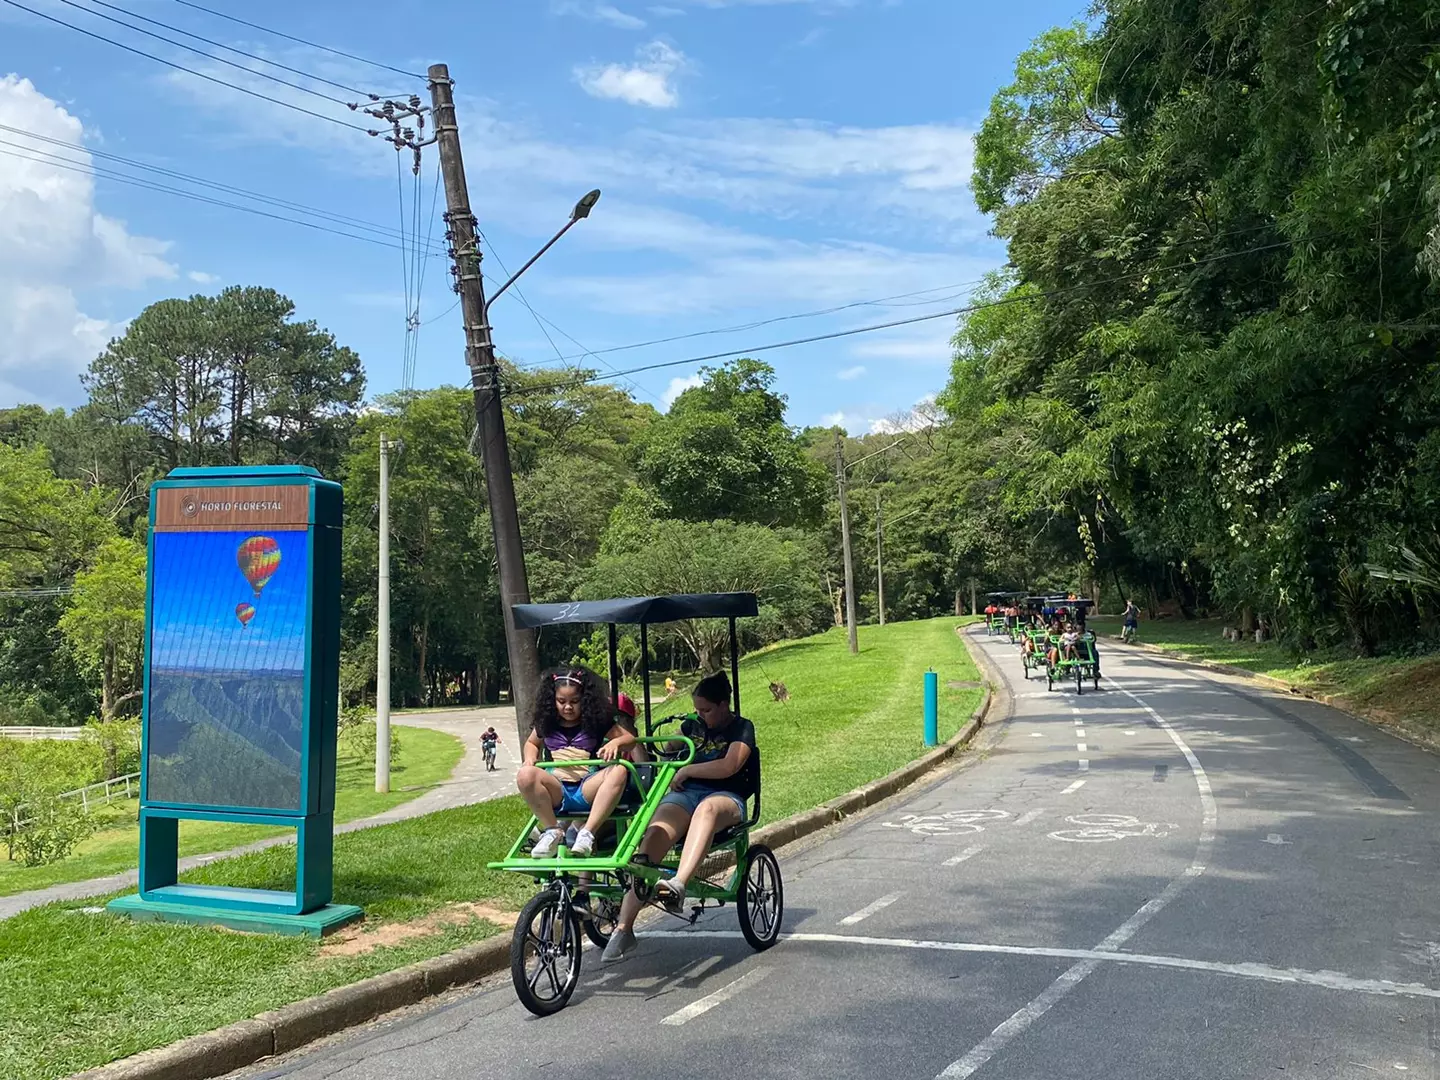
[{"left": 484, "top": 216, "right": 579, "bottom": 316}]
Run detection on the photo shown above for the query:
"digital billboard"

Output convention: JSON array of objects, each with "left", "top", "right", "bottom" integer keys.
[{"left": 144, "top": 485, "right": 312, "bottom": 811}]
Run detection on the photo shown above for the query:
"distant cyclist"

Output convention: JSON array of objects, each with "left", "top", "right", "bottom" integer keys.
[
  {"left": 1122, "top": 599, "right": 1140, "bottom": 644},
  {"left": 481, "top": 727, "right": 500, "bottom": 772}
]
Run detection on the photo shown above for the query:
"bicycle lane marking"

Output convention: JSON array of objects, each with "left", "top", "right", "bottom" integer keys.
[
  {"left": 935, "top": 671, "right": 1218, "bottom": 1079},
  {"left": 658, "top": 967, "right": 773, "bottom": 1026}
]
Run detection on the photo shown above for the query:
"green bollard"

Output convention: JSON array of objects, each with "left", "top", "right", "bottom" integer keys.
[{"left": 924, "top": 669, "right": 938, "bottom": 747}]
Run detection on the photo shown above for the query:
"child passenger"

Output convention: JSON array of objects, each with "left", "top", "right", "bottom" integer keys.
[{"left": 516, "top": 667, "right": 636, "bottom": 858}]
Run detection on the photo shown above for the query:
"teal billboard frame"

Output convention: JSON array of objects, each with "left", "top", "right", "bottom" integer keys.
[{"left": 108, "top": 465, "right": 360, "bottom": 936}]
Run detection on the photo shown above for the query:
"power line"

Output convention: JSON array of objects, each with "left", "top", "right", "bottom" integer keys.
[
  {"left": 505, "top": 237, "right": 1309, "bottom": 399},
  {"left": 0, "top": 121, "right": 445, "bottom": 252},
  {"left": 77, "top": 0, "right": 388, "bottom": 99},
  {"left": 522, "top": 211, "right": 1336, "bottom": 371},
  {"left": 46, "top": 0, "right": 364, "bottom": 108},
  {"left": 0, "top": 0, "right": 376, "bottom": 133},
  {"left": 166, "top": 0, "right": 426, "bottom": 81},
  {"left": 529, "top": 276, "right": 996, "bottom": 367},
  {"left": 0, "top": 143, "right": 443, "bottom": 253},
  {"left": 477, "top": 232, "right": 662, "bottom": 405}
]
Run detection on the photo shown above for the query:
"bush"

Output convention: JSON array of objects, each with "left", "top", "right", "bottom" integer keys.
[
  {"left": 82, "top": 717, "right": 141, "bottom": 779},
  {"left": 0, "top": 737, "right": 107, "bottom": 864},
  {"left": 8, "top": 789, "right": 95, "bottom": 866}
]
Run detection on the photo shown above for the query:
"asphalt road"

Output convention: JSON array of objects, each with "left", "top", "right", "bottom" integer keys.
[{"left": 232, "top": 629, "right": 1440, "bottom": 1080}]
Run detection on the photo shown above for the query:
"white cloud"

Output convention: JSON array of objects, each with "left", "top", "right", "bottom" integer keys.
[
  {"left": 837, "top": 365, "right": 866, "bottom": 380},
  {"left": 188, "top": 270, "right": 220, "bottom": 284},
  {"left": 848, "top": 324, "right": 954, "bottom": 366},
  {"left": 661, "top": 372, "right": 703, "bottom": 407},
  {"left": 551, "top": 237, "right": 992, "bottom": 317},
  {"left": 648, "top": 3, "right": 685, "bottom": 12},
  {"left": 575, "top": 41, "right": 686, "bottom": 108},
  {"left": 871, "top": 394, "right": 941, "bottom": 434},
  {"left": 0, "top": 75, "right": 174, "bottom": 408},
  {"left": 821, "top": 394, "right": 940, "bottom": 436},
  {"left": 645, "top": 118, "right": 976, "bottom": 195},
  {"left": 555, "top": 1, "right": 648, "bottom": 28}
]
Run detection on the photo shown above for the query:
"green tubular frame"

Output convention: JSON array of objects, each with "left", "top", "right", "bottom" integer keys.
[
  {"left": 488, "top": 733, "right": 754, "bottom": 903},
  {"left": 1051, "top": 634, "right": 1100, "bottom": 677}
]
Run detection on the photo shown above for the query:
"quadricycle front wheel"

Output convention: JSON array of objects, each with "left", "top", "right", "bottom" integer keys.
[{"left": 511, "top": 888, "right": 583, "bottom": 1017}]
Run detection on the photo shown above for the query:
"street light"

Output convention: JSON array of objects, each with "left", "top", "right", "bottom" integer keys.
[
  {"left": 468, "top": 190, "right": 599, "bottom": 736},
  {"left": 485, "top": 189, "right": 601, "bottom": 314}
]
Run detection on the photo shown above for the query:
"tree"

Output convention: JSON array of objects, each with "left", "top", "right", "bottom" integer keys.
[
  {"left": 58, "top": 537, "right": 146, "bottom": 720},
  {"left": 82, "top": 286, "right": 364, "bottom": 478},
  {"left": 947, "top": 0, "right": 1440, "bottom": 644},
  {"left": 0, "top": 445, "right": 114, "bottom": 588},
  {"left": 636, "top": 359, "right": 828, "bottom": 528},
  {"left": 972, "top": 23, "right": 1119, "bottom": 214},
  {"left": 586, "top": 518, "right": 828, "bottom": 670}
]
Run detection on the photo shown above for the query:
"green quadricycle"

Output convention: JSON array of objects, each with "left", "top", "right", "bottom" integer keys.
[
  {"left": 488, "top": 593, "right": 784, "bottom": 1017},
  {"left": 1048, "top": 631, "right": 1102, "bottom": 694}
]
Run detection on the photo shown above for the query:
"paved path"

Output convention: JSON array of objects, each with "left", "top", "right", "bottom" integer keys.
[
  {"left": 0, "top": 706, "right": 519, "bottom": 921},
  {"left": 236, "top": 629, "right": 1440, "bottom": 1080}
]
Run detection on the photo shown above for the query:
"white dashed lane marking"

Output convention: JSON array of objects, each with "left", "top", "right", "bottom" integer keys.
[
  {"left": 659, "top": 967, "right": 773, "bottom": 1026},
  {"left": 943, "top": 845, "right": 985, "bottom": 867},
  {"left": 839, "top": 892, "right": 903, "bottom": 926}
]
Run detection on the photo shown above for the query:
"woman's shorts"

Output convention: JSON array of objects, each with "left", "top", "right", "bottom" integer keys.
[{"left": 659, "top": 786, "right": 746, "bottom": 819}]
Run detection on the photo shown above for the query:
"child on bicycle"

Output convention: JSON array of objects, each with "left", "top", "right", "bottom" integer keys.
[
  {"left": 481, "top": 727, "right": 500, "bottom": 771},
  {"left": 1122, "top": 599, "right": 1139, "bottom": 642},
  {"left": 516, "top": 667, "right": 636, "bottom": 858},
  {"left": 603, "top": 670, "right": 756, "bottom": 963}
]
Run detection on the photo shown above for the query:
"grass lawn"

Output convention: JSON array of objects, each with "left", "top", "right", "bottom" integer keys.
[
  {"left": 741, "top": 617, "right": 982, "bottom": 823},
  {"left": 1, "top": 617, "right": 979, "bottom": 1080},
  {"left": 1093, "top": 615, "right": 1440, "bottom": 747},
  {"left": 0, "top": 726, "right": 464, "bottom": 899}
]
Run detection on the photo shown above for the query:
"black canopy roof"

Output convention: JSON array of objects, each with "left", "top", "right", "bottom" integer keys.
[{"left": 512, "top": 592, "right": 759, "bottom": 629}]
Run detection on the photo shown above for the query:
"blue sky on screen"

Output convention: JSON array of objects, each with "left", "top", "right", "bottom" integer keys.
[
  {"left": 150, "top": 529, "right": 308, "bottom": 673},
  {"left": 0, "top": 0, "right": 1083, "bottom": 431}
]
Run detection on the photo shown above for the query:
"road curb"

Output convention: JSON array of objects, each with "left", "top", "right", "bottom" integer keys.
[{"left": 68, "top": 640, "right": 992, "bottom": 1080}]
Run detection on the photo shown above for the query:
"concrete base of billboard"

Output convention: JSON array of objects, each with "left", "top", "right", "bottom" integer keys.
[{"left": 107, "top": 893, "right": 363, "bottom": 937}]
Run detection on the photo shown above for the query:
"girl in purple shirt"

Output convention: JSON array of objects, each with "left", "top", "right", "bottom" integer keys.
[{"left": 517, "top": 666, "right": 635, "bottom": 858}]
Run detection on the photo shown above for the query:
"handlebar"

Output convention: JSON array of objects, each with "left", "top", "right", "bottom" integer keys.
[{"left": 524, "top": 735, "right": 698, "bottom": 780}]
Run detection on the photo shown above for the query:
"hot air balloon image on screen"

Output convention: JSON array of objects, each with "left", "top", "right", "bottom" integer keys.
[
  {"left": 235, "top": 602, "right": 256, "bottom": 628},
  {"left": 237, "top": 536, "right": 281, "bottom": 600}
]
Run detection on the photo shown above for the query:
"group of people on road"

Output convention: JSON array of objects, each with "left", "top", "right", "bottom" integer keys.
[{"left": 511, "top": 664, "right": 755, "bottom": 964}]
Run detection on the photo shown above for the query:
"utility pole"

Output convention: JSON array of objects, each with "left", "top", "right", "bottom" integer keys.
[
  {"left": 429, "top": 64, "right": 539, "bottom": 738},
  {"left": 876, "top": 491, "right": 885, "bottom": 627},
  {"left": 376, "top": 433, "right": 391, "bottom": 794},
  {"left": 835, "top": 430, "right": 858, "bottom": 654}
]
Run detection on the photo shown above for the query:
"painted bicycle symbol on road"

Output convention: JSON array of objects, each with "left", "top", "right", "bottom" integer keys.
[
  {"left": 1047, "top": 814, "right": 1177, "bottom": 843},
  {"left": 882, "top": 809, "right": 1011, "bottom": 837}
]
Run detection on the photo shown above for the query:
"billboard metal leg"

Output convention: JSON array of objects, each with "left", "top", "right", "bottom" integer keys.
[{"left": 138, "top": 811, "right": 178, "bottom": 895}]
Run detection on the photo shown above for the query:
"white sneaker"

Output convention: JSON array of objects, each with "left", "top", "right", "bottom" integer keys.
[
  {"left": 531, "top": 828, "right": 564, "bottom": 858},
  {"left": 571, "top": 828, "right": 597, "bottom": 857}
]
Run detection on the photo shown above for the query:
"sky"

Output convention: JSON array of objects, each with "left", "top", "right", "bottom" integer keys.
[
  {"left": 150, "top": 529, "right": 308, "bottom": 672},
  {"left": 0, "top": 0, "right": 1085, "bottom": 433}
]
